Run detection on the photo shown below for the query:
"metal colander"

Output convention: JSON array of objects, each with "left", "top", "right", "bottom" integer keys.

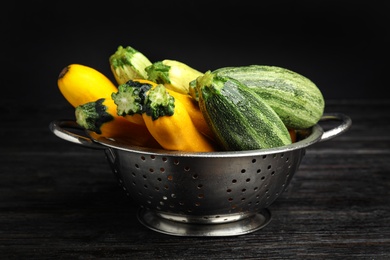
[{"left": 49, "top": 113, "right": 351, "bottom": 236}]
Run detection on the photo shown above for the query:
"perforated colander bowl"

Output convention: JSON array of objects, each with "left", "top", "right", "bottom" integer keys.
[{"left": 49, "top": 113, "right": 351, "bottom": 236}]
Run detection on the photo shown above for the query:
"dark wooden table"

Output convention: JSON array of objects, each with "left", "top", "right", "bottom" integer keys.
[{"left": 1, "top": 99, "right": 390, "bottom": 259}]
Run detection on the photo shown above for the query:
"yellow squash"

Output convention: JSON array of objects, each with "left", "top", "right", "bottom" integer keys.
[
  {"left": 166, "top": 89, "right": 216, "bottom": 142},
  {"left": 142, "top": 85, "right": 218, "bottom": 152},
  {"left": 75, "top": 98, "right": 161, "bottom": 148},
  {"left": 58, "top": 64, "right": 148, "bottom": 126},
  {"left": 58, "top": 64, "right": 118, "bottom": 108},
  {"left": 113, "top": 78, "right": 215, "bottom": 141}
]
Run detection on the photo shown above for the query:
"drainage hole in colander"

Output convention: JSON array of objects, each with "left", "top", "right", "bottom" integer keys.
[
  {"left": 149, "top": 168, "right": 154, "bottom": 173},
  {"left": 252, "top": 159, "right": 256, "bottom": 163},
  {"left": 271, "top": 171, "right": 275, "bottom": 176},
  {"left": 160, "top": 168, "right": 165, "bottom": 172},
  {"left": 241, "top": 169, "right": 246, "bottom": 173},
  {"left": 141, "top": 156, "right": 146, "bottom": 161},
  {"left": 157, "top": 177, "right": 162, "bottom": 182},
  {"left": 142, "top": 174, "right": 147, "bottom": 179},
  {"left": 192, "top": 174, "right": 198, "bottom": 179},
  {"left": 197, "top": 184, "right": 203, "bottom": 189},
  {"left": 150, "top": 155, "right": 156, "bottom": 160},
  {"left": 246, "top": 178, "right": 251, "bottom": 182},
  {"left": 198, "top": 194, "right": 204, "bottom": 199},
  {"left": 184, "top": 166, "right": 190, "bottom": 171},
  {"left": 227, "top": 188, "right": 232, "bottom": 193},
  {"left": 154, "top": 187, "right": 159, "bottom": 191},
  {"left": 135, "top": 164, "right": 139, "bottom": 169},
  {"left": 257, "top": 169, "right": 262, "bottom": 174},
  {"left": 232, "top": 179, "right": 237, "bottom": 183},
  {"left": 267, "top": 165, "right": 272, "bottom": 170},
  {"left": 173, "top": 159, "right": 179, "bottom": 165},
  {"left": 262, "top": 155, "right": 267, "bottom": 159},
  {"left": 167, "top": 175, "right": 173, "bottom": 181}
]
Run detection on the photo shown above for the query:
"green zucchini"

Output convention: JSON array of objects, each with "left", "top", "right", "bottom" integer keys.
[
  {"left": 213, "top": 65, "right": 325, "bottom": 129},
  {"left": 195, "top": 71, "right": 292, "bottom": 151}
]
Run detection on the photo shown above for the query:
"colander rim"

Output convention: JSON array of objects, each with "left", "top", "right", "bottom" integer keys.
[{"left": 87, "top": 124, "right": 324, "bottom": 158}]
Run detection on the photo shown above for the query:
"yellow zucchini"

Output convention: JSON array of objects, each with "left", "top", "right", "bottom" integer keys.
[
  {"left": 75, "top": 98, "right": 161, "bottom": 148},
  {"left": 142, "top": 85, "right": 218, "bottom": 152},
  {"left": 146, "top": 59, "right": 204, "bottom": 95},
  {"left": 166, "top": 89, "right": 216, "bottom": 142},
  {"left": 111, "top": 79, "right": 215, "bottom": 142},
  {"left": 109, "top": 45, "right": 153, "bottom": 84},
  {"left": 58, "top": 64, "right": 118, "bottom": 108}
]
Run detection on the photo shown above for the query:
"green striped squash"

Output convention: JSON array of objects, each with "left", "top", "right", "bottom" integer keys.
[
  {"left": 213, "top": 65, "right": 325, "bottom": 129},
  {"left": 195, "top": 71, "right": 292, "bottom": 151}
]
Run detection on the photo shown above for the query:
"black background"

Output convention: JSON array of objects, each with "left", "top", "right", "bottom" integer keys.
[{"left": 2, "top": 0, "right": 389, "bottom": 107}]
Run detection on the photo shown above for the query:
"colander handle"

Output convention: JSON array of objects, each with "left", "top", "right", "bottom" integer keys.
[
  {"left": 49, "top": 120, "right": 105, "bottom": 150},
  {"left": 318, "top": 113, "right": 352, "bottom": 142}
]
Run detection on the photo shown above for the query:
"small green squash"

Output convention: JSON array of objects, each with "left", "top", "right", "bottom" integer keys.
[{"left": 194, "top": 71, "right": 292, "bottom": 151}]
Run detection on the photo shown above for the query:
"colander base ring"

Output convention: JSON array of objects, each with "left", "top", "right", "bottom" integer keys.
[{"left": 137, "top": 208, "right": 272, "bottom": 237}]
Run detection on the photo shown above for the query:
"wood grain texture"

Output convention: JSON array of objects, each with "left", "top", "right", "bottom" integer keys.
[{"left": 1, "top": 100, "right": 389, "bottom": 259}]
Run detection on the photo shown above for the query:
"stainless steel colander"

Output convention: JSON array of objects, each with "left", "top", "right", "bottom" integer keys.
[{"left": 49, "top": 113, "right": 351, "bottom": 236}]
